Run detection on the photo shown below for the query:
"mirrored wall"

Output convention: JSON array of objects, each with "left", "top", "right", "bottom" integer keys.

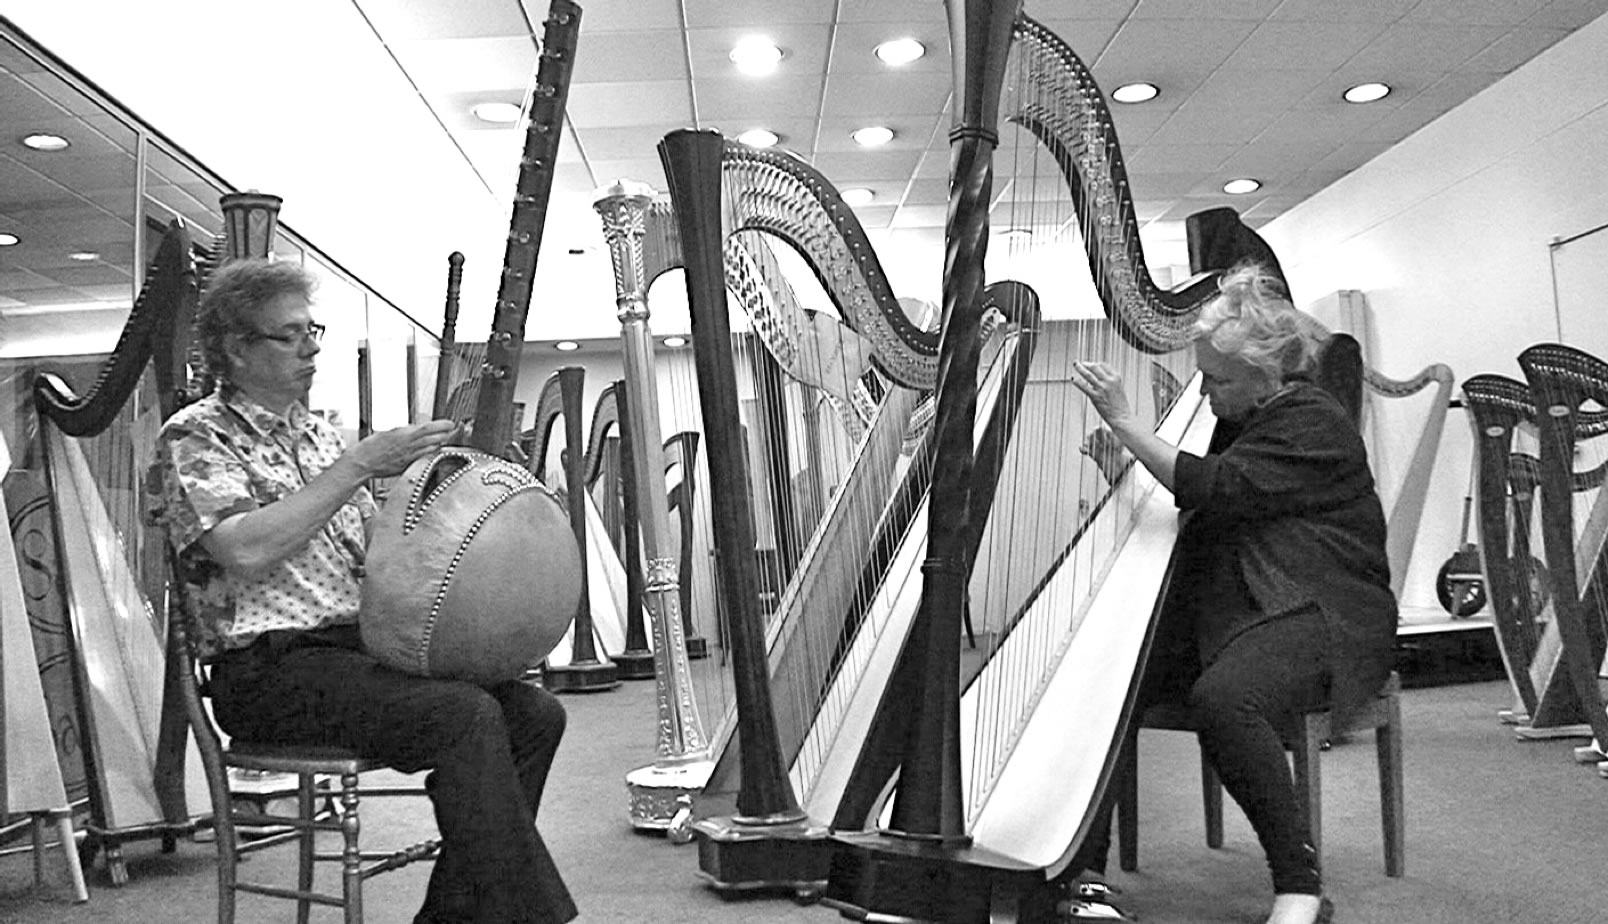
[{"left": 0, "top": 15, "right": 441, "bottom": 453}]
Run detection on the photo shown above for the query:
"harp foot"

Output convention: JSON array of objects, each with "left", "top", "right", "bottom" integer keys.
[
  {"left": 542, "top": 659, "right": 621, "bottom": 693},
  {"left": 613, "top": 648, "right": 657, "bottom": 680},
  {"left": 692, "top": 813, "right": 832, "bottom": 900},
  {"left": 626, "top": 757, "right": 715, "bottom": 834},
  {"left": 823, "top": 830, "right": 1041, "bottom": 924}
]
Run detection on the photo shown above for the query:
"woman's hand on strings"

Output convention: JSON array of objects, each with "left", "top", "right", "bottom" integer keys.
[
  {"left": 1071, "top": 361, "right": 1134, "bottom": 426},
  {"left": 348, "top": 419, "right": 461, "bottom": 478},
  {"left": 1081, "top": 427, "right": 1131, "bottom": 485}
]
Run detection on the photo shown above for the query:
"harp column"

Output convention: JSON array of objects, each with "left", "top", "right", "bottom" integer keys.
[{"left": 594, "top": 181, "right": 715, "bottom": 834}]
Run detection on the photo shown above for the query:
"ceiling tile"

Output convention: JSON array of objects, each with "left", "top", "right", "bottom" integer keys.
[
  {"left": 809, "top": 149, "right": 924, "bottom": 183},
  {"left": 685, "top": 23, "right": 833, "bottom": 79},
  {"left": 1401, "top": 0, "right": 1552, "bottom": 26},
  {"left": 682, "top": 0, "right": 837, "bottom": 29},
  {"left": 1345, "top": 24, "right": 1512, "bottom": 71},
  {"left": 1223, "top": 21, "right": 1389, "bottom": 71},
  {"left": 572, "top": 31, "right": 690, "bottom": 83},
  {"left": 387, "top": 36, "right": 538, "bottom": 92},
  {"left": 1267, "top": 0, "right": 1419, "bottom": 23},
  {"left": 820, "top": 71, "right": 951, "bottom": 118},
  {"left": 356, "top": 0, "right": 530, "bottom": 40},
  {"left": 566, "top": 81, "right": 692, "bottom": 128},
  {"left": 1462, "top": 26, "right": 1574, "bottom": 71},
  {"left": 1131, "top": 0, "right": 1283, "bottom": 19},
  {"left": 1124, "top": 143, "right": 1242, "bottom": 173},
  {"left": 567, "top": 0, "right": 682, "bottom": 32},
  {"left": 696, "top": 74, "right": 827, "bottom": 122},
  {"left": 1095, "top": 19, "right": 1261, "bottom": 73}
]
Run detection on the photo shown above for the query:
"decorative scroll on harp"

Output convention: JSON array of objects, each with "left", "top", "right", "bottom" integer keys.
[
  {"left": 1463, "top": 374, "right": 1585, "bottom": 735},
  {"left": 1517, "top": 343, "right": 1608, "bottom": 761},
  {"left": 28, "top": 218, "right": 205, "bottom": 883},
  {"left": 464, "top": 0, "right": 581, "bottom": 458}
]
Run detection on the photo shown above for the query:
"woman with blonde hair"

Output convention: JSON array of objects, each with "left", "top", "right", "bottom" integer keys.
[{"left": 1065, "top": 264, "right": 1396, "bottom": 924}]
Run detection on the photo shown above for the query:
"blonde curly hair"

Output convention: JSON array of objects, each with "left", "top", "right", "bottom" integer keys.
[{"left": 1192, "top": 263, "right": 1320, "bottom": 384}]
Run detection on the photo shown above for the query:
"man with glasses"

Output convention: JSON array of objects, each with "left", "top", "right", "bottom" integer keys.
[{"left": 150, "top": 258, "right": 577, "bottom": 924}]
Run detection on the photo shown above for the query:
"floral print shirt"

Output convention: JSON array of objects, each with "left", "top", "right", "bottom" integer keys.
[{"left": 149, "top": 388, "right": 373, "bottom": 657}]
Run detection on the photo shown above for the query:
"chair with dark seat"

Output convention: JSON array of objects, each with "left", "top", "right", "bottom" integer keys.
[
  {"left": 1116, "top": 670, "right": 1405, "bottom": 878},
  {"left": 172, "top": 610, "right": 441, "bottom": 924}
]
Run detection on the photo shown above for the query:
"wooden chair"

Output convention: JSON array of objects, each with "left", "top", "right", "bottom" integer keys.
[
  {"left": 172, "top": 613, "right": 441, "bottom": 924},
  {"left": 1117, "top": 670, "right": 1404, "bottom": 878}
]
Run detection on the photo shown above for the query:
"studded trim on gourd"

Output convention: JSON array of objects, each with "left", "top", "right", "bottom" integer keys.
[{"left": 411, "top": 482, "right": 549, "bottom": 675}]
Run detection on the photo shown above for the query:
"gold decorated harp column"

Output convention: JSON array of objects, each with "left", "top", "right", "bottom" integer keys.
[{"left": 593, "top": 181, "right": 715, "bottom": 833}]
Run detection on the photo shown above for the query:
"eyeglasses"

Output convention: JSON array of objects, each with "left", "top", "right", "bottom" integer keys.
[{"left": 242, "top": 322, "right": 326, "bottom": 346}]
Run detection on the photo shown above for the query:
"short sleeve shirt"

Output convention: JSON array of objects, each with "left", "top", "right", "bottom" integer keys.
[{"left": 148, "top": 388, "right": 375, "bottom": 657}]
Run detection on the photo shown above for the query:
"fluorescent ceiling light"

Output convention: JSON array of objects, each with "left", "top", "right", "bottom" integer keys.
[
  {"left": 841, "top": 187, "right": 876, "bottom": 207},
  {"left": 1222, "top": 178, "right": 1262, "bottom": 195},
  {"left": 21, "top": 133, "right": 69, "bottom": 151},
  {"left": 1111, "top": 82, "right": 1159, "bottom": 104},
  {"left": 1343, "top": 82, "right": 1391, "bottom": 103},
  {"left": 851, "top": 125, "right": 894, "bottom": 147},
  {"left": 737, "top": 128, "right": 779, "bottom": 148},
  {"left": 471, "top": 102, "right": 523, "bottom": 124},
  {"left": 730, "top": 37, "right": 784, "bottom": 76},
  {"left": 874, "top": 38, "right": 925, "bottom": 66}
]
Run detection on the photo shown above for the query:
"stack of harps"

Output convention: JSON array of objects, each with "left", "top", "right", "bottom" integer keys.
[
  {"left": 1516, "top": 344, "right": 1608, "bottom": 774},
  {"left": 18, "top": 209, "right": 220, "bottom": 886},
  {"left": 1462, "top": 373, "right": 1590, "bottom": 736}
]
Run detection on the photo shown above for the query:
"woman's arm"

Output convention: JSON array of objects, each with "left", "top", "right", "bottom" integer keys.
[{"left": 1071, "top": 361, "right": 1177, "bottom": 491}]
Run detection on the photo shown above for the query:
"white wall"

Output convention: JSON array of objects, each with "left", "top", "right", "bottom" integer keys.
[{"left": 1261, "top": 12, "right": 1608, "bottom": 613}]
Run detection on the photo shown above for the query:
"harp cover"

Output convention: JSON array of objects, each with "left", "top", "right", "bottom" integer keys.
[{"left": 361, "top": 448, "right": 579, "bottom": 685}]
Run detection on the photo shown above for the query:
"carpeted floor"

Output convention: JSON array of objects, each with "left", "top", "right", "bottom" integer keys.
[{"left": 2, "top": 676, "right": 1604, "bottom": 924}]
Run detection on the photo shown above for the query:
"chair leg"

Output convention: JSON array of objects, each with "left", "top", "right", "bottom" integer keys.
[
  {"left": 298, "top": 774, "right": 317, "bottom": 924},
  {"left": 217, "top": 799, "right": 239, "bottom": 924},
  {"left": 1200, "top": 747, "right": 1224, "bottom": 849},
  {"left": 1379, "top": 697, "right": 1406, "bottom": 877},
  {"left": 44, "top": 812, "right": 90, "bottom": 903},
  {"left": 340, "top": 771, "right": 363, "bottom": 924},
  {"left": 1295, "top": 716, "right": 1323, "bottom": 870},
  {"left": 1117, "top": 731, "right": 1138, "bottom": 872}
]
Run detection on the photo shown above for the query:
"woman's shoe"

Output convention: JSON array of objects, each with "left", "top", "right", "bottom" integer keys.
[
  {"left": 1057, "top": 898, "right": 1138, "bottom": 922},
  {"left": 1265, "top": 895, "right": 1332, "bottom": 924}
]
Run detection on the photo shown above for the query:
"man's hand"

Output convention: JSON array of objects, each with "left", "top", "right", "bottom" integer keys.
[{"left": 347, "top": 420, "right": 460, "bottom": 479}]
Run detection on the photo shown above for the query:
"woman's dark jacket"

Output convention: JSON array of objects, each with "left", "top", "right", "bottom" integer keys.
[{"left": 1166, "top": 380, "right": 1397, "bottom": 728}]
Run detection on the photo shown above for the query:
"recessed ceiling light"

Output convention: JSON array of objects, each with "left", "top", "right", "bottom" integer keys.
[
  {"left": 730, "top": 37, "right": 784, "bottom": 76},
  {"left": 841, "top": 187, "right": 876, "bottom": 207},
  {"left": 1222, "top": 178, "right": 1262, "bottom": 195},
  {"left": 662, "top": 336, "right": 688, "bottom": 348},
  {"left": 1343, "top": 82, "right": 1391, "bottom": 104},
  {"left": 737, "top": 128, "right": 780, "bottom": 148},
  {"left": 874, "top": 38, "right": 925, "bottom": 66},
  {"left": 21, "top": 133, "right": 69, "bottom": 152},
  {"left": 0, "top": 232, "right": 18, "bottom": 247},
  {"left": 471, "top": 102, "right": 523, "bottom": 124},
  {"left": 1111, "top": 82, "right": 1159, "bottom": 104},
  {"left": 68, "top": 251, "right": 101, "bottom": 261},
  {"left": 555, "top": 340, "right": 580, "bottom": 352},
  {"left": 851, "top": 125, "right": 895, "bottom": 147}
]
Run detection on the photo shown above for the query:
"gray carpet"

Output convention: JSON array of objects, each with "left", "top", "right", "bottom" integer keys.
[{"left": 3, "top": 677, "right": 1604, "bottom": 923}]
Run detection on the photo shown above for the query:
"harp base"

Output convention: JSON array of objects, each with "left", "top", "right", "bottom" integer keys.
[
  {"left": 625, "top": 757, "right": 715, "bottom": 835},
  {"left": 541, "top": 659, "right": 622, "bottom": 693},
  {"left": 613, "top": 648, "right": 657, "bottom": 680},
  {"left": 823, "top": 829, "right": 1045, "bottom": 924},
  {"left": 691, "top": 815, "right": 832, "bottom": 900}
]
